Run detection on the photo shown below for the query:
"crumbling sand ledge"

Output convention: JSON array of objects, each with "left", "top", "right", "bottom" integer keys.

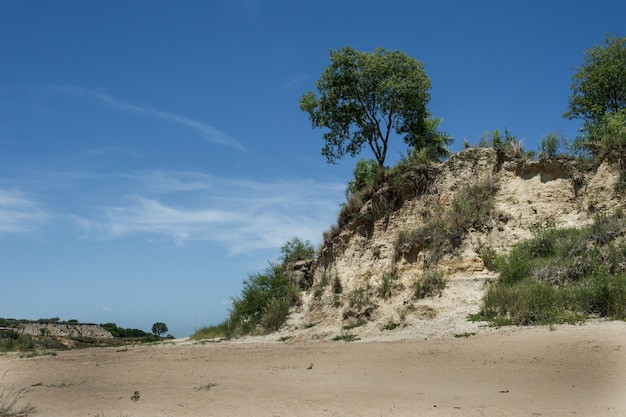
[{"left": 1, "top": 321, "right": 625, "bottom": 417}]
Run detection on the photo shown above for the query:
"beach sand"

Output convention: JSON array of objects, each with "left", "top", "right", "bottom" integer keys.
[{"left": 1, "top": 321, "right": 625, "bottom": 417}]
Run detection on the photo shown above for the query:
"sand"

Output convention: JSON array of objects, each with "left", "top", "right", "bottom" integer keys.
[{"left": 1, "top": 321, "right": 625, "bottom": 417}]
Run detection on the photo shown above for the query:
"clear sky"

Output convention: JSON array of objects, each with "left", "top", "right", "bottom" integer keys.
[{"left": 1, "top": 0, "right": 624, "bottom": 337}]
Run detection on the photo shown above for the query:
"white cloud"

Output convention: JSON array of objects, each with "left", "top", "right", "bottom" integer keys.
[
  {"left": 284, "top": 74, "right": 308, "bottom": 90},
  {"left": 51, "top": 85, "right": 245, "bottom": 150},
  {"left": 74, "top": 171, "right": 345, "bottom": 254},
  {"left": 0, "top": 189, "right": 49, "bottom": 234}
]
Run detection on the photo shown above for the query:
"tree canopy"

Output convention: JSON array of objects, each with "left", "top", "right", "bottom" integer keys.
[
  {"left": 300, "top": 46, "right": 448, "bottom": 167},
  {"left": 564, "top": 33, "right": 626, "bottom": 131},
  {"left": 151, "top": 322, "right": 168, "bottom": 337}
]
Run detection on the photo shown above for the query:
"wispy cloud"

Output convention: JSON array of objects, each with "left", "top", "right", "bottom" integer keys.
[
  {"left": 283, "top": 74, "right": 308, "bottom": 90},
  {"left": 0, "top": 189, "right": 49, "bottom": 234},
  {"left": 51, "top": 85, "right": 246, "bottom": 151},
  {"left": 74, "top": 171, "right": 345, "bottom": 254}
]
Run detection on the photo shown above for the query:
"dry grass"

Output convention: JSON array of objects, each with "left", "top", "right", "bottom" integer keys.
[{"left": 0, "top": 372, "right": 35, "bottom": 417}]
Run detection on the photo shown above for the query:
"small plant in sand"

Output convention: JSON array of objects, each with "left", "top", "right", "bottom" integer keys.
[
  {"left": 332, "top": 330, "right": 359, "bottom": 342},
  {"left": 0, "top": 372, "right": 36, "bottom": 417},
  {"left": 130, "top": 391, "right": 140, "bottom": 402}
]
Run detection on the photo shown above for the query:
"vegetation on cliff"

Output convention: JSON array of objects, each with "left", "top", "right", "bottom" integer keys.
[{"left": 190, "top": 36, "right": 626, "bottom": 340}]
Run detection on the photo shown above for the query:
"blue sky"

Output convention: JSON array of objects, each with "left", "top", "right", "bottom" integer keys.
[{"left": 1, "top": 0, "right": 624, "bottom": 337}]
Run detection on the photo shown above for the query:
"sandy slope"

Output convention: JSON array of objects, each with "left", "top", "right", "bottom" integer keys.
[{"left": 1, "top": 321, "right": 625, "bottom": 417}]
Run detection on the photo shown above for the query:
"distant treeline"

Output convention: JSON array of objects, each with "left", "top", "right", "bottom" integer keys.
[
  {"left": 0, "top": 317, "right": 83, "bottom": 327},
  {"left": 99, "top": 323, "right": 152, "bottom": 338}
]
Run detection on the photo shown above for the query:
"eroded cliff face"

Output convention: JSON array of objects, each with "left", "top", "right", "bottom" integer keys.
[
  {"left": 15, "top": 322, "right": 112, "bottom": 338},
  {"left": 281, "top": 148, "right": 623, "bottom": 341}
]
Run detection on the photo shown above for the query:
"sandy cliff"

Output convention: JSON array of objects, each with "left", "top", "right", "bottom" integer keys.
[{"left": 281, "top": 148, "right": 623, "bottom": 340}]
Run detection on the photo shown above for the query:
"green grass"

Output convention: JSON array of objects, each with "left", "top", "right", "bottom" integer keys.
[
  {"left": 342, "top": 320, "right": 367, "bottom": 331},
  {"left": 477, "top": 215, "right": 626, "bottom": 325},
  {"left": 379, "top": 271, "right": 398, "bottom": 299},
  {"left": 332, "top": 331, "right": 360, "bottom": 342},
  {"left": 380, "top": 321, "right": 402, "bottom": 331},
  {"left": 189, "top": 322, "right": 230, "bottom": 341},
  {"left": 413, "top": 270, "right": 447, "bottom": 299},
  {"left": 395, "top": 179, "right": 499, "bottom": 263},
  {"left": 189, "top": 237, "right": 315, "bottom": 340}
]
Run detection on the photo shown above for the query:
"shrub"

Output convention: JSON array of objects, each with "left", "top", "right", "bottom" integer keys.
[
  {"left": 226, "top": 262, "right": 302, "bottom": 337},
  {"left": 337, "top": 195, "right": 364, "bottom": 228},
  {"left": 540, "top": 132, "right": 565, "bottom": 158},
  {"left": 379, "top": 271, "right": 398, "bottom": 299},
  {"left": 345, "top": 158, "right": 380, "bottom": 200},
  {"left": 479, "top": 215, "right": 626, "bottom": 325},
  {"left": 280, "top": 237, "right": 315, "bottom": 265},
  {"left": 413, "top": 270, "right": 447, "bottom": 299}
]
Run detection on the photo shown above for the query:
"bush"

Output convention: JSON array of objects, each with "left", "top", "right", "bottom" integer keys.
[
  {"left": 280, "top": 237, "right": 315, "bottom": 265},
  {"left": 227, "top": 265, "right": 300, "bottom": 336},
  {"left": 478, "top": 215, "right": 626, "bottom": 325},
  {"left": 413, "top": 270, "right": 447, "bottom": 299},
  {"left": 379, "top": 271, "right": 398, "bottom": 299},
  {"left": 540, "top": 132, "right": 566, "bottom": 158},
  {"left": 345, "top": 158, "right": 380, "bottom": 200}
]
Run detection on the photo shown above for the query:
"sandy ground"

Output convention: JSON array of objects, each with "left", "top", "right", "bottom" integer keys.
[{"left": 1, "top": 321, "right": 625, "bottom": 417}]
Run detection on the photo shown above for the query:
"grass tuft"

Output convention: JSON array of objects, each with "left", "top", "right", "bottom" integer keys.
[
  {"left": 413, "top": 270, "right": 447, "bottom": 299},
  {"left": 0, "top": 372, "right": 35, "bottom": 417},
  {"left": 477, "top": 215, "right": 626, "bottom": 325}
]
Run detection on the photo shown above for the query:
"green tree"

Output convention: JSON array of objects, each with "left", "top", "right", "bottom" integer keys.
[
  {"left": 564, "top": 33, "right": 626, "bottom": 132},
  {"left": 584, "top": 109, "right": 626, "bottom": 159},
  {"left": 151, "top": 322, "right": 168, "bottom": 337},
  {"left": 300, "top": 46, "right": 447, "bottom": 167}
]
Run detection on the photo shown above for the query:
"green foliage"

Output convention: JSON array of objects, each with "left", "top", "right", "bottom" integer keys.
[
  {"left": 151, "top": 322, "right": 168, "bottom": 337},
  {"left": 332, "top": 331, "right": 360, "bottom": 342},
  {"left": 280, "top": 237, "right": 315, "bottom": 265},
  {"left": 379, "top": 271, "right": 398, "bottom": 299},
  {"left": 540, "top": 132, "right": 566, "bottom": 158},
  {"left": 189, "top": 322, "right": 230, "bottom": 341},
  {"left": 395, "top": 179, "right": 499, "bottom": 264},
  {"left": 576, "top": 109, "right": 626, "bottom": 164},
  {"left": 345, "top": 158, "right": 380, "bottom": 199},
  {"left": 477, "top": 128, "right": 528, "bottom": 158},
  {"left": 300, "top": 46, "right": 449, "bottom": 167},
  {"left": 227, "top": 264, "right": 300, "bottom": 336},
  {"left": 348, "top": 282, "right": 373, "bottom": 310},
  {"left": 313, "top": 271, "right": 332, "bottom": 299},
  {"left": 206, "top": 238, "right": 312, "bottom": 339},
  {"left": 413, "top": 270, "right": 447, "bottom": 299},
  {"left": 478, "top": 215, "right": 626, "bottom": 325},
  {"left": 0, "top": 331, "right": 36, "bottom": 353},
  {"left": 100, "top": 323, "right": 153, "bottom": 339},
  {"left": 380, "top": 320, "right": 402, "bottom": 331},
  {"left": 564, "top": 33, "right": 626, "bottom": 132},
  {"left": 342, "top": 320, "right": 367, "bottom": 331}
]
